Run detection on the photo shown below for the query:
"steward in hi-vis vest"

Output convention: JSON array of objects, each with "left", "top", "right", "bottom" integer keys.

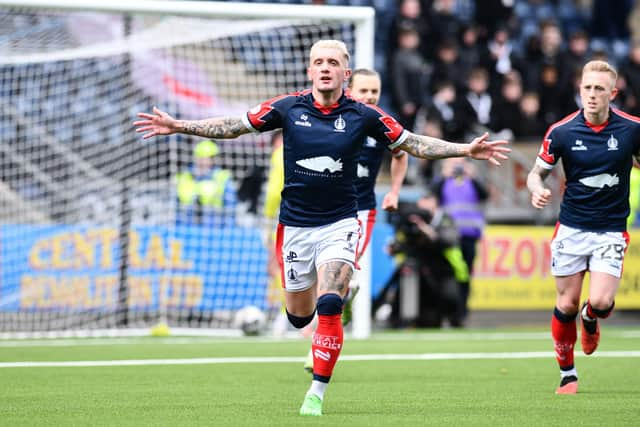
[{"left": 176, "top": 139, "right": 236, "bottom": 225}]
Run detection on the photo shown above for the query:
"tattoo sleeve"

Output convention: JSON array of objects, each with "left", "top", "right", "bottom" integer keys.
[
  {"left": 527, "top": 164, "right": 551, "bottom": 193},
  {"left": 398, "top": 132, "right": 468, "bottom": 159},
  {"left": 177, "top": 117, "right": 250, "bottom": 139},
  {"left": 318, "top": 261, "right": 353, "bottom": 294}
]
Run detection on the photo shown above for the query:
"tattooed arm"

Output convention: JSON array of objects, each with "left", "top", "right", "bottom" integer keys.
[
  {"left": 177, "top": 117, "right": 251, "bottom": 138},
  {"left": 527, "top": 163, "right": 553, "bottom": 209},
  {"left": 398, "top": 131, "right": 511, "bottom": 165},
  {"left": 134, "top": 107, "right": 251, "bottom": 139},
  {"left": 399, "top": 133, "right": 470, "bottom": 159}
]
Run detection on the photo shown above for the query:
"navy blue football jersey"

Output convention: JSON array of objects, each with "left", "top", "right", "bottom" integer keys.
[
  {"left": 536, "top": 108, "right": 640, "bottom": 231},
  {"left": 355, "top": 135, "right": 403, "bottom": 211},
  {"left": 243, "top": 90, "right": 407, "bottom": 226}
]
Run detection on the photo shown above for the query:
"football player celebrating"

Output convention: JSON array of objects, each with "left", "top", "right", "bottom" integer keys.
[{"left": 135, "top": 39, "right": 510, "bottom": 416}]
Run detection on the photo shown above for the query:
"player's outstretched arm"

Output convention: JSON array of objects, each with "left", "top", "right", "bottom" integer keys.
[
  {"left": 381, "top": 152, "right": 408, "bottom": 212},
  {"left": 134, "top": 107, "right": 251, "bottom": 139},
  {"left": 527, "top": 164, "right": 552, "bottom": 209},
  {"left": 399, "top": 132, "right": 510, "bottom": 166}
]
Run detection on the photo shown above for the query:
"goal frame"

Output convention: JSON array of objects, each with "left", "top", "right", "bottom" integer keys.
[{"left": 0, "top": 0, "right": 374, "bottom": 339}]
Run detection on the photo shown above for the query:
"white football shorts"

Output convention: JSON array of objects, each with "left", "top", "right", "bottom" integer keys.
[
  {"left": 276, "top": 217, "right": 361, "bottom": 292},
  {"left": 550, "top": 223, "right": 630, "bottom": 278}
]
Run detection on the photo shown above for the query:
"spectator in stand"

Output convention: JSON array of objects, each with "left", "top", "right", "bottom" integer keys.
[
  {"left": 390, "top": 21, "right": 432, "bottom": 131},
  {"left": 461, "top": 67, "right": 494, "bottom": 134},
  {"left": 516, "top": 91, "right": 547, "bottom": 140},
  {"left": 473, "top": 0, "right": 514, "bottom": 43},
  {"left": 388, "top": 0, "right": 431, "bottom": 61},
  {"left": 537, "top": 62, "right": 572, "bottom": 128},
  {"left": 457, "top": 23, "right": 483, "bottom": 84},
  {"left": 521, "top": 20, "right": 568, "bottom": 91},
  {"left": 424, "top": 80, "right": 469, "bottom": 141},
  {"left": 482, "top": 24, "right": 525, "bottom": 93},
  {"left": 430, "top": 38, "right": 467, "bottom": 93},
  {"left": 619, "top": 40, "right": 640, "bottom": 116},
  {"left": 428, "top": 0, "right": 463, "bottom": 58},
  {"left": 489, "top": 71, "right": 524, "bottom": 139},
  {"left": 564, "top": 30, "right": 591, "bottom": 80}
]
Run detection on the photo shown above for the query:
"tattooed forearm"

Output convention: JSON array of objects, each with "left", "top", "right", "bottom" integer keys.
[
  {"left": 526, "top": 164, "right": 551, "bottom": 193},
  {"left": 318, "top": 261, "right": 353, "bottom": 293},
  {"left": 177, "top": 117, "right": 250, "bottom": 138},
  {"left": 399, "top": 133, "right": 469, "bottom": 159}
]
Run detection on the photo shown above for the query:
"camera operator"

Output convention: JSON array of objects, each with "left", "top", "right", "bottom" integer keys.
[
  {"left": 431, "top": 157, "right": 488, "bottom": 322},
  {"left": 383, "top": 194, "right": 469, "bottom": 328}
]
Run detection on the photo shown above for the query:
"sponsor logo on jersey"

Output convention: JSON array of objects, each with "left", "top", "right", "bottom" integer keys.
[
  {"left": 312, "top": 333, "right": 342, "bottom": 350},
  {"left": 579, "top": 173, "right": 619, "bottom": 188},
  {"left": 294, "top": 113, "right": 312, "bottom": 127},
  {"left": 607, "top": 134, "right": 619, "bottom": 151},
  {"left": 313, "top": 349, "right": 331, "bottom": 361},
  {"left": 357, "top": 163, "right": 370, "bottom": 178},
  {"left": 334, "top": 115, "right": 346, "bottom": 132},
  {"left": 571, "top": 139, "right": 587, "bottom": 151},
  {"left": 296, "top": 156, "right": 343, "bottom": 173}
]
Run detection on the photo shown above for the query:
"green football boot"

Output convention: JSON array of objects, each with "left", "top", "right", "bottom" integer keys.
[{"left": 299, "top": 393, "right": 322, "bottom": 416}]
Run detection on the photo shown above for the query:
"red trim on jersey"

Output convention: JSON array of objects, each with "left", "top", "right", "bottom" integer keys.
[
  {"left": 366, "top": 104, "right": 404, "bottom": 142},
  {"left": 275, "top": 223, "right": 286, "bottom": 289},
  {"left": 539, "top": 137, "right": 555, "bottom": 164},
  {"left": 612, "top": 107, "right": 640, "bottom": 124},
  {"left": 358, "top": 209, "right": 377, "bottom": 257},
  {"left": 313, "top": 98, "right": 341, "bottom": 115},
  {"left": 538, "top": 110, "right": 581, "bottom": 164},
  {"left": 584, "top": 119, "right": 608, "bottom": 133},
  {"left": 551, "top": 222, "right": 561, "bottom": 239},
  {"left": 247, "top": 93, "right": 291, "bottom": 129}
]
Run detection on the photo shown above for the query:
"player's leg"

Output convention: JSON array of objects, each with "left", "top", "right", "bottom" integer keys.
[
  {"left": 300, "top": 218, "right": 358, "bottom": 416},
  {"left": 579, "top": 272, "right": 618, "bottom": 355},
  {"left": 582, "top": 232, "right": 627, "bottom": 355},
  {"left": 553, "top": 272, "right": 583, "bottom": 394},
  {"left": 300, "top": 261, "right": 351, "bottom": 416},
  {"left": 550, "top": 225, "right": 589, "bottom": 394}
]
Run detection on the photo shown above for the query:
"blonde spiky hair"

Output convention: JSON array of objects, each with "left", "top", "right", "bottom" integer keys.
[
  {"left": 583, "top": 60, "right": 617, "bottom": 85},
  {"left": 309, "top": 39, "right": 350, "bottom": 66}
]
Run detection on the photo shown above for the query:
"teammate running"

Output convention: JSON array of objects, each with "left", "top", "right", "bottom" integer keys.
[{"left": 527, "top": 60, "right": 640, "bottom": 394}]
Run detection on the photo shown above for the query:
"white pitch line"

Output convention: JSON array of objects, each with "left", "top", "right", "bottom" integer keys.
[
  {"left": 0, "top": 330, "right": 639, "bottom": 348},
  {"left": 1, "top": 351, "right": 640, "bottom": 368}
]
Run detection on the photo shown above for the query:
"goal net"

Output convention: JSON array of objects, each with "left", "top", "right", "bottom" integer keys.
[{"left": 0, "top": 0, "right": 374, "bottom": 337}]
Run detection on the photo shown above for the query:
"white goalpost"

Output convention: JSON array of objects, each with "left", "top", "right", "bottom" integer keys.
[{"left": 0, "top": 0, "right": 374, "bottom": 338}]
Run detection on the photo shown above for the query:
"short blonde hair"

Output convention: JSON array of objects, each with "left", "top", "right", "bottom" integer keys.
[
  {"left": 583, "top": 60, "right": 617, "bottom": 83},
  {"left": 309, "top": 39, "right": 350, "bottom": 66}
]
